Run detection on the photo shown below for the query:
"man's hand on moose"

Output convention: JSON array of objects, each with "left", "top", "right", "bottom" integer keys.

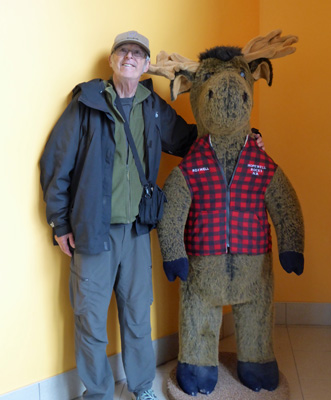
[
  {"left": 255, "top": 134, "right": 265, "bottom": 151},
  {"left": 251, "top": 128, "right": 265, "bottom": 151},
  {"left": 254, "top": 132, "right": 265, "bottom": 151}
]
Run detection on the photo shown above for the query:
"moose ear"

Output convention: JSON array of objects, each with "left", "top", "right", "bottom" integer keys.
[
  {"left": 249, "top": 58, "right": 273, "bottom": 86},
  {"left": 148, "top": 51, "right": 199, "bottom": 100},
  {"left": 171, "top": 70, "right": 195, "bottom": 100}
]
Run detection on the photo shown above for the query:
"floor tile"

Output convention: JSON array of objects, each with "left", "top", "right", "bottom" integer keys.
[
  {"left": 299, "top": 378, "right": 331, "bottom": 400},
  {"left": 152, "top": 375, "right": 170, "bottom": 400},
  {"left": 288, "top": 325, "right": 331, "bottom": 352},
  {"left": 153, "top": 359, "right": 177, "bottom": 399},
  {"left": 293, "top": 349, "right": 331, "bottom": 381},
  {"left": 114, "top": 381, "right": 125, "bottom": 400},
  {"left": 155, "top": 359, "right": 177, "bottom": 375},
  {"left": 112, "top": 324, "right": 331, "bottom": 400},
  {"left": 117, "top": 383, "right": 131, "bottom": 400},
  {"left": 286, "top": 326, "right": 331, "bottom": 400},
  {"left": 273, "top": 326, "right": 303, "bottom": 400}
]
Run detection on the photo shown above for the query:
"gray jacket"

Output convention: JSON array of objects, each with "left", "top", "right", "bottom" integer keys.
[{"left": 40, "top": 78, "right": 197, "bottom": 254}]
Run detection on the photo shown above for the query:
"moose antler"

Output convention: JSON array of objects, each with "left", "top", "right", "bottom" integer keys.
[
  {"left": 148, "top": 51, "right": 199, "bottom": 79},
  {"left": 148, "top": 30, "right": 298, "bottom": 99},
  {"left": 242, "top": 29, "right": 298, "bottom": 62}
]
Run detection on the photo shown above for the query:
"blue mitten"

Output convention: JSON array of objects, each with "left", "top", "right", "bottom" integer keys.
[
  {"left": 279, "top": 251, "right": 304, "bottom": 276},
  {"left": 163, "top": 258, "right": 189, "bottom": 281}
]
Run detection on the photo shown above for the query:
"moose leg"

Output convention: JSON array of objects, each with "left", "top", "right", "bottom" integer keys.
[
  {"left": 232, "top": 272, "right": 278, "bottom": 392},
  {"left": 177, "top": 280, "right": 222, "bottom": 395}
]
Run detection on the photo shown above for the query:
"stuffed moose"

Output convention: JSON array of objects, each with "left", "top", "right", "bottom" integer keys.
[{"left": 149, "top": 30, "right": 304, "bottom": 395}]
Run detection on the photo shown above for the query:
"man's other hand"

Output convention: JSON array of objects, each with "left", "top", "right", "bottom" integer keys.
[{"left": 55, "top": 233, "right": 75, "bottom": 257}]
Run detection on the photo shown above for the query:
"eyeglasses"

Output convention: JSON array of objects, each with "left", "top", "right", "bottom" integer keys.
[{"left": 114, "top": 46, "right": 147, "bottom": 60}]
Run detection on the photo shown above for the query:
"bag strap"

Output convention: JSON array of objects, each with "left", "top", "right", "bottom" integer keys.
[{"left": 115, "top": 96, "right": 150, "bottom": 192}]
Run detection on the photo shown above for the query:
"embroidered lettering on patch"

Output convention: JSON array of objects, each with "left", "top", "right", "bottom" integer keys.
[
  {"left": 247, "top": 163, "right": 266, "bottom": 176},
  {"left": 192, "top": 167, "right": 210, "bottom": 173}
]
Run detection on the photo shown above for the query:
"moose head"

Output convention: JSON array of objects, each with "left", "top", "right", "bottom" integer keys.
[{"left": 149, "top": 30, "right": 298, "bottom": 138}]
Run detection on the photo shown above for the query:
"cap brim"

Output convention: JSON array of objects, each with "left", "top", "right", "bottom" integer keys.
[{"left": 112, "top": 40, "right": 150, "bottom": 57}]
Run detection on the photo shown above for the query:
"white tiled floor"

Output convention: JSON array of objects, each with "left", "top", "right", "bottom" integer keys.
[{"left": 114, "top": 325, "right": 331, "bottom": 400}]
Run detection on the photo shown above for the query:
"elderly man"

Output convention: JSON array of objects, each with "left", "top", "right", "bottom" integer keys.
[
  {"left": 40, "top": 31, "right": 264, "bottom": 400},
  {"left": 40, "top": 30, "right": 197, "bottom": 400}
]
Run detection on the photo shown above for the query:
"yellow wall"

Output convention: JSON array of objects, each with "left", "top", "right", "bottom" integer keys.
[
  {"left": 0, "top": 0, "right": 259, "bottom": 395},
  {"left": 1, "top": 0, "right": 330, "bottom": 396},
  {"left": 259, "top": 1, "right": 331, "bottom": 302}
]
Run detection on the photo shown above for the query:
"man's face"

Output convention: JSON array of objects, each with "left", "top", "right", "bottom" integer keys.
[{"left": 110, "top": 44, "right": 150, "bottom": 82}]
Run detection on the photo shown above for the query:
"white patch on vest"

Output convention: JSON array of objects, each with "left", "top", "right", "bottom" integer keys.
[
  {"left": 192, "top": 167, "right": 210, "bottom": 173},
  {"left": 247, "top": 163, "right": 266, "bottom": 176}
]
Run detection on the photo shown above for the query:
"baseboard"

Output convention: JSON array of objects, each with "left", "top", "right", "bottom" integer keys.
[
  {"left": 0, "top": 333, "right": 179, "bottom": 400},
  {"left": 2, "top": 302, "right": 330, "bottom": 399},
  {"left": 274, "top": 302, "right": 331, "bottom": 326},
  {"left": 220, "top": 302, "right": 331, "bottom": 340}
]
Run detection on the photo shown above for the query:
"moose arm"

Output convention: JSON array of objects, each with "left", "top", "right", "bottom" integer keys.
[
  {"left": 157, "top": 167, "right": 192, "bottom": 281},
  {"left": 265, "top": 167, "right": 304, "bottom": 275}
]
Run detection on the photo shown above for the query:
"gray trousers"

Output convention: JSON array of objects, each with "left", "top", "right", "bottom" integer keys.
[{"left": 69, "top": 224, "right": 155, "bottom": 400}]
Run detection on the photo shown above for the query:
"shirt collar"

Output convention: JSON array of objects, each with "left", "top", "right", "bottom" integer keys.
[{"left": 104, "top": 78, "right": 151, "bottom": 106}]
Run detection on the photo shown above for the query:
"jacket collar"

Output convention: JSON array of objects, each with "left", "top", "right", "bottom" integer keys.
[{"left": 73, "top": 78, "right": 154, "bottom": 117}]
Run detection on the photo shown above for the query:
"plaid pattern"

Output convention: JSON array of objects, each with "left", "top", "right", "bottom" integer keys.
[{"left": 179, "top": 135, "right": 277, "bottom": 255}]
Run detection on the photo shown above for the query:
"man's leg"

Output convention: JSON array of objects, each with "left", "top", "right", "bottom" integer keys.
[
  {"left": 69, "top": 250, "right": 119, "bottom": 399},
  {"left": 114, "top": 224, "right": 155, "bottom": 396}
]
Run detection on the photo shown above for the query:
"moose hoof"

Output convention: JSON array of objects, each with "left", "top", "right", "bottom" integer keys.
[
  {"left": 237, "top": 360, "right": 279, "bottom": 392},
  {"left": 176, "top": 362, "right": 218, "bottom": 396}
]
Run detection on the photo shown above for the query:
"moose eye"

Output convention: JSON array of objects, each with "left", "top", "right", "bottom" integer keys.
[
  {"left": 203, "top": 72, "right": 214, "bottom": 82},
  {"left": 240, "top": 69, "right": 246, "bottom": 79}
]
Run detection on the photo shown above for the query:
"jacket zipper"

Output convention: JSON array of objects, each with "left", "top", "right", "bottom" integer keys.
[{"left": 209, "top": 135, "right": 248, "bottom": 253}]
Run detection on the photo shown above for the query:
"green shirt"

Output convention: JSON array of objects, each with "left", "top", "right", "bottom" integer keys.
[{"left": 104, "top": 81, "right": 151, "bottom": 224}]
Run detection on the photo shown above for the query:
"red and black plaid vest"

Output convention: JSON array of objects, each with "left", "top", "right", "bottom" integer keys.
[{"left": 179, "top": 135, "right": 277, "bottom": 255}]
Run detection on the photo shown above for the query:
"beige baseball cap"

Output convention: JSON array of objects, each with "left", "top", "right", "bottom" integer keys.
[{"left": 111, "top": 30, "right": 150, "bottom": 57}]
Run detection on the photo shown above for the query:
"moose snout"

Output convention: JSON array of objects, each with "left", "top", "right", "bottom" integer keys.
[
  {"left": 205, "top": 74, "right": 249, "bottom": 106},
  {"left": 198, "top": 72, "right": 253, "bottom": 134}
]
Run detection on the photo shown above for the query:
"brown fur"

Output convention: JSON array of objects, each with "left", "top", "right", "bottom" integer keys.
[
  {"left": 157, "top": 167, "right": 191, "bottom": 261},
  {"left": 157, "top": 45, "right": 304, "bottom": 377},
  {"left": 179, "top": 252, "right": 275, "bottom": 365},
  {"left": 266, "top": 167, "right": 304, "bottom": 253}
]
